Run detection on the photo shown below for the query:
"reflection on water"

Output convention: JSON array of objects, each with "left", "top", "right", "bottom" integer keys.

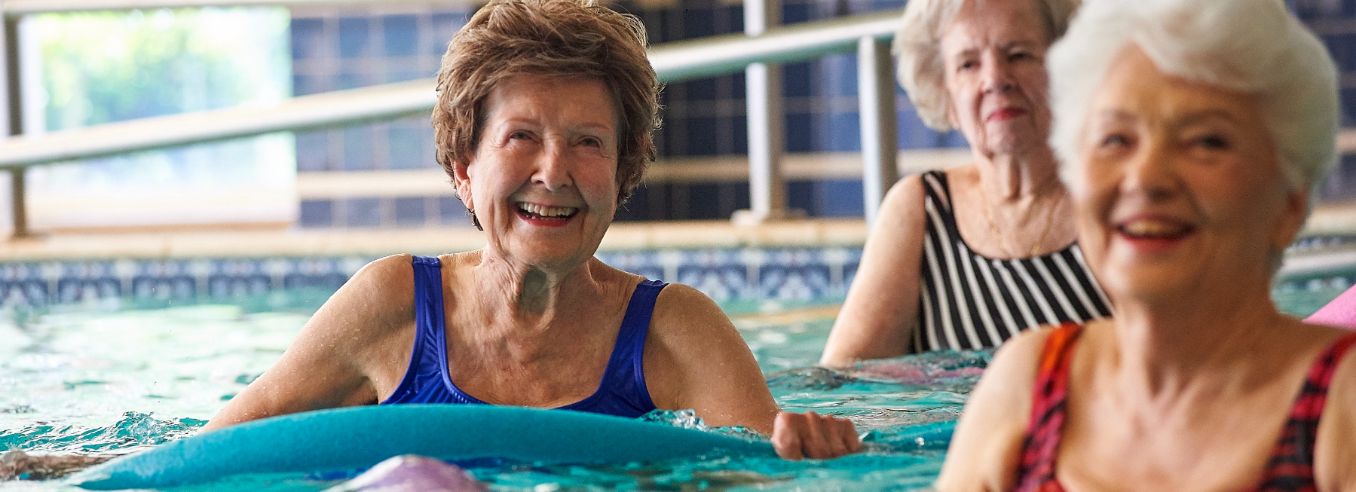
[{"left": 0, "top": 281, "right": 1342, "bottom": 489}]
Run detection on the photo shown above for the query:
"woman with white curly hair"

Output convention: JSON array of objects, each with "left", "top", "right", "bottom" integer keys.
[
  {"left": 938, "top": 0, "right": 1356, "bottom": 489},
  {"left": 821, "top": 0, "right": 1112, "bottom": 365}
]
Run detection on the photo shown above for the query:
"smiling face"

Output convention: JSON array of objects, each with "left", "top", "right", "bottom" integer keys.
[
  {"left": 1071, "top": 46, "right": 1307, "bottom": 303},
  {"left": 454, "top": 75, "right": 621, "bottom": 271},
  {"left": 940, "top": 0, "right": 1053, "bottom": 157}
]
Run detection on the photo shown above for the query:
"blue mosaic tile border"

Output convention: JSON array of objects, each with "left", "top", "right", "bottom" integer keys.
[
  {"left": 4, "top": 244, "right": 1354, "bottom": 312},
  {"left": 0, "top": 248, "right": 863, "bottom": 310}
]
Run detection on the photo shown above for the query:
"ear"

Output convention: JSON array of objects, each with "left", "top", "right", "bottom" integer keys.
[{"left": 453, "top": 157, "right": 474, "bottom": 211}]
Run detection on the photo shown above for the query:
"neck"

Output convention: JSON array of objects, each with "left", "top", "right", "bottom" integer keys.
[
  {"left": 472, "top": 254, "right": 601, "bottom": 331},
  {"left": 974, "top": 147, "right": 1063, "bottom": 202},
  {"left": 1108, "top": 285, "right": 1284, "bottom": 400}
]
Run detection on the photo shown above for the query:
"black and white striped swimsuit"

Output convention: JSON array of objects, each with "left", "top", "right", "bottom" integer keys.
[{"left": 913, "top": 170, "right": 1113, "bottom": 352}]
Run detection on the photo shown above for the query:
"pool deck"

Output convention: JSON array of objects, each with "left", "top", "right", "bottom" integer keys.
[
  {"left": 6, "top": 200, "right": 1356, "bottom": 272},
  {"left": 0, "top": 218, "right": 870, "bottom": 261}
]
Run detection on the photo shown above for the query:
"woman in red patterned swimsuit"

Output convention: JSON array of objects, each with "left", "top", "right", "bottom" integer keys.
[{"left": 937, "top": 0, "right": 1356, "bottom": 490}]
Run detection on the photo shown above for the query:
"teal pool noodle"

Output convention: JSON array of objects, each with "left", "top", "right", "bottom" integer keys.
[{"left": 69, "top": 405, "right": 775, "bottom": 490}]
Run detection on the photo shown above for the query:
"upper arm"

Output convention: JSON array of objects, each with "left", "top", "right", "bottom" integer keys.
[
  {"left": 202, "top": 254, "right": 416, "bottom": 431},
  {"left": 935, "top": 328, "right": 1048, "bottom": 491},
  {"left": 1315, "top": 337, "right": 1356, "bottom": 490},
  {"left": 644, "top": 284, "right": 779, "bottom": 434},
  {"left": 821, "top": 174, "right": 928, "bottom": 366}
]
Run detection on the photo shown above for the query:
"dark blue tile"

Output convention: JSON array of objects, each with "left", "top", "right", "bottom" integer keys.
[
  {"left": 291, "top": 73, "right": 330, "bottom": 97},
  {"left": 438, "top": 196, "right": 471, "bottom": 225},
  {"left": 299, "top": 199, "right": 334, "bottom": 228},
  {"left": 1341, "top": 87, "right": 1356, "bottom": 125},
  {"left": 814, "top": 179, "right": 865, "bottom": 217},
  {"left": 788, "top": 180, "right": 817, "bottom": 216},
  {"left": 382, "top": 66, "right": 427, "bottom": 84},
  {"left": 785, "top": 112, "right": 815, "bottom": 152},
  {"left": 824, "top": 111, "right": 861, "bottom": 152},
  {"left": 783, "top": 62, "right": 814, "bottom": 99},
  {"left": 942, "top": 129, "right": 969, "bottom": 148},
  {"left": 344, "top": 198, "right": 384, "bottom": 227},
  {"left": 730, "top": 114, "right": 748, "bottom": 154},
  {"left": 821, "top": 54, "right": 858, "bottom": 98},
  {"left": 783, "top": 3, "right": 815, "bottom": 24},
  {"left": 683, "top": 78, "right": 720, "bottom": 102},
  {"left": 684, "top": 116, "right": 720, "bottom": 156},
  {"left": 343, "top": 126, "right": 376, "bottom": 170},
  {"left": 382, "top": 15, "right": 419, "bottom": 57},
  {"left": 336, "top": 70, "right": 376, "bottom": 90},
  {"left": 338, "top": 17, "right": 373, "bottom": 59},
  {"left": 290, "top": 17, "right": 328, "bottom": 61},
  {"left": 393, "top": 197, "right": 428, "bottom": 226},
  {"left": 387, "top": 123, "right": 428, "bottom": 169},
  {"left": 681, "top": 7, "right": 717, "bottom": 39},
  {"left": 690, "top": 182, "right": 741, "bottom": 220},
  {"left": 295, "top": 131, "right": 330, "bottom": 171}
]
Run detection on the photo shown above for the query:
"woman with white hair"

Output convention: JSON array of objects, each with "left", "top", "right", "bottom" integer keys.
[
  {"left": 821, "top": 0, "right": 1112, "bottom": 365},
  {"left": 938, "top": 0, "right": 1356, "bottom": 488}
]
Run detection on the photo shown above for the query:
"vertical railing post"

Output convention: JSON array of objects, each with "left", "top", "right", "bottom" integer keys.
[
  {"left": 857, "top": 36, "right": 897, "bottom": 225},
  {"left": 735, "top": 0, "right": 788, "bottom": 224},
  {"left": 2, "top": 11, "right": 27, "bottom": 239}
]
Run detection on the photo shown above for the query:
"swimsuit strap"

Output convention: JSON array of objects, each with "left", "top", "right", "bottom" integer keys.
[
  {"left": 1255, "top": 333, "right": 1356, "bottom": 490},
  {"left": 1014, "top": 323, "right": 1083, "bottom": 492}
]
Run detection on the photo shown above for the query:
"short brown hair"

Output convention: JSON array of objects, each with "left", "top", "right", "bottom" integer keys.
[{"left": 433, "top": 0, "right": 660, "bottom": 226}]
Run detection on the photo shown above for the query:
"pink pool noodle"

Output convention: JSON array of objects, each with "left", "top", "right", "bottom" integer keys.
[{"left": 1306, "top": 285, "right": 1356, "bottom": 330}]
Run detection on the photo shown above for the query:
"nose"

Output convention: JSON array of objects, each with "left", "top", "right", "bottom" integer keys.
[
  {"left": 533, "top": 140, "right": 572, "bottom": 191},
  {"left": 981, "top": 56, "right": 1014, "bottom": 94},
  {"left": 1121, "top": 137, "right": 1177, "bottom": 201}
]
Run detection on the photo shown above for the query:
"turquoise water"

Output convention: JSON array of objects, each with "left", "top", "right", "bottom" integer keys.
[{"left": 0, "top": 283, "right": 1339, "bottom": 490}]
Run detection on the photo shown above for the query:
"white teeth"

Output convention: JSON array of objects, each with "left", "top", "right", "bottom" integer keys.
[
  {"left": 516, "top": 203, "right": 577, "bottom": 218},
  {"left": 1121, "top": 220, "right": 1188, "bottom": 238}
]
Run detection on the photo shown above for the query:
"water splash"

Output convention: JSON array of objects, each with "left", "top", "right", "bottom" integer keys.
[{"left": 0, "top": 411, "right": 203, "bottom": 454}]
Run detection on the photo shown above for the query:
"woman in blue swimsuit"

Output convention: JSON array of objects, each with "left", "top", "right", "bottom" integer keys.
[{"left": 205, "top": 0, "right": 859, "bottom": 460}]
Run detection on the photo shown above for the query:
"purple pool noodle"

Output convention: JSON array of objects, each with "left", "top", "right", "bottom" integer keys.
[
  {"left": 1306, "top": 285, "right": 1356, "bottom": 330},
  {"left": 328, "top": 455, "right": 485, "bottom": 492}
]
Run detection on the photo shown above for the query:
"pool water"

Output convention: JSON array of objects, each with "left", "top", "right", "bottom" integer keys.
[{"left": 0, "top": 283, "right": 1339, "bottom": 490}]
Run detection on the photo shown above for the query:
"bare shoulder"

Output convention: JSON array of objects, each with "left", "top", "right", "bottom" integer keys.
[
  {"left": 935, "top": 325, "right": 1059, "bottom": 491},
  {"left": 878, "top": 173, "right": 927, "bottom": 224},
  {"left": 327, "top": 254, "right": 417, "bottom": 332},
  {"left": 650, "top": 282, "right": 733, "bottom": 339}
]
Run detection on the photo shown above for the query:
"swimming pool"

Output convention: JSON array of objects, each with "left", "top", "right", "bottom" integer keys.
[{"left": 0, "top": 249, "right": 1347, "bottom": 490}]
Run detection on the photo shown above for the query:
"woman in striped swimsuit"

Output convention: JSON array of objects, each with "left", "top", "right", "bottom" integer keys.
[
  {"left": 938, "top": 0, "right": 1356, "bottom": 489},
  {"left": 821, "top": 0, "right": 1113, "bottom": 365}
]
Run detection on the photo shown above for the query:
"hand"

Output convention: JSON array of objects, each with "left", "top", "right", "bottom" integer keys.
[{"left": 770, "top": 411, "right": 862, "bottom": 460}]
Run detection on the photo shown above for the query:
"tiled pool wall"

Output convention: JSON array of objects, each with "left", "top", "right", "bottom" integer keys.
[
  {"left": 7, "top": 240, "right": 1356, "bottom": 312},
  {"left": 0, "top": 248, "right": 864, "bottom": 311},
  {"left": 289, "top": 0, "right": 1356, "bottom": 228}
]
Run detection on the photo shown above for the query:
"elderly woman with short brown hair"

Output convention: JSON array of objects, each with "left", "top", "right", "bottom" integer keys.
[
  {"left": 821, "top": 0, "right": 1112, "bottom": 366},
  {"left": 205, "top": 0, "right": 859, "bottom": 461},
  {"left": 939, "top": 0, "right": 1356, "bottom": 488}
]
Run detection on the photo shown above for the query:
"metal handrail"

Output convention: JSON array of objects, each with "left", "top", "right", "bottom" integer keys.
[{"left": 0, "top": 9, "right": 901, "bottom": 170}]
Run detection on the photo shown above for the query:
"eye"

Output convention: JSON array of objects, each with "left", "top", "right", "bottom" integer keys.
[
  {"left": 956, "top": 59, "right": 977, "bottom": 72},
  {"left": 579, "top": 136, "right": 603, "bottom": 148},
  {"left": 1098, "top": 133, "right": 1131, "bottom": 149},
  {"left": 508, "top": 130, "right": 532, "bottom": 140},
  {"left": 1193, "top": 134, "right": 1231, "bottom": 150},
  {"left": 1008, "top": 51, "right": 1033, "bottom": 62}
]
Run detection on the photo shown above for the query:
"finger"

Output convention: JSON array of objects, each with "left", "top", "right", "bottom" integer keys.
[
  {"left": 772, "top": 412, "right": 806, "bottom": 460},
  {"left": 836, "top": 416, "right": 862, "bottom": 452},
  {"left": 799, "top": 412, "right": 837, "bottom": 460},
  {"left": 817, "top": 415, "right": 850, "bottom": 459}
]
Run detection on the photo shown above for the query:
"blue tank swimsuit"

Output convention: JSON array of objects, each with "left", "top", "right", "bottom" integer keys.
[{"left": 380, "top": 255, "right": 662, "bottom": 418}]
